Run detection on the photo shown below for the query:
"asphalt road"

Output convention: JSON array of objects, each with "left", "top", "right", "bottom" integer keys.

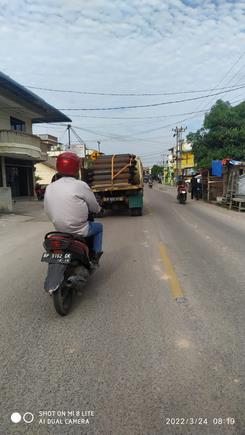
[{"left": 0, "top": 188, "right": 244, "bottom": 435}]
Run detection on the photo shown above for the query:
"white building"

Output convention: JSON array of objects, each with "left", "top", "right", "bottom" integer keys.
[{"left": 0, "top": 71, "right": 71, "bottom": 211}]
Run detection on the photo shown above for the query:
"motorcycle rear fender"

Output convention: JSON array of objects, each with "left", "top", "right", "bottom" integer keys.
[{"left": 44, "top": 264, "right": 67, "bottom": 294}]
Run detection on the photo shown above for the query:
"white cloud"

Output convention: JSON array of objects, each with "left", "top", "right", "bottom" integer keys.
[{"left": 0, "top": 0, "right": 244, "bottom": 161}]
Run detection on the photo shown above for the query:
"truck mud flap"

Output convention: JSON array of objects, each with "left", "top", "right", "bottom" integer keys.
[
  {"left": 44, "top": 264, "right": 67, "bottom": 294},
  {"left": 128, "top": 193, "right": 143, "bottom": 208}
]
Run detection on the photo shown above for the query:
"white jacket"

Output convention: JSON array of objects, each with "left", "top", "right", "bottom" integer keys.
[{"left": 44, "top": 177, "right": 100, "bottom": 236}]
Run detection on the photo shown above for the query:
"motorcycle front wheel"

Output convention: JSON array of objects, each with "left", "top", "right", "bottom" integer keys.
[{"left": 53, "top": 284, "right": 73, "bottom": 316}]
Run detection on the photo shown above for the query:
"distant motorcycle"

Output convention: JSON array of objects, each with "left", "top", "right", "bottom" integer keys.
[
  {"left": 195, "top": 184, "right": 202, "bottom": 200},
  {"left": 177, "top": 184, "right": 187, "bottom": 204},
  {"left": 35, "top": 185, "right": 46, "bottom": 201},
  {"left": 148, "top": 180, "right": 153, "bottom": 189}
]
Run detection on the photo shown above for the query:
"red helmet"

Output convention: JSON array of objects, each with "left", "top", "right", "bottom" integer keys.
[{"left": 56, "top": 152, "right": 80, "bottom": 176}]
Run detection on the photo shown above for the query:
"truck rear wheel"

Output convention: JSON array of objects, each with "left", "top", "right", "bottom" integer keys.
[{"left": 130, "top": 207, "right": 142, "bottom": 216}]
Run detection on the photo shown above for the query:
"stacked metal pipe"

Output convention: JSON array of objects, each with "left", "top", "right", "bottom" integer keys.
[{"left": 85, "top": 154, "right": 138, "bottom": 186}]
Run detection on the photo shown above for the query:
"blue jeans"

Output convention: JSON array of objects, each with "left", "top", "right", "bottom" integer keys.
[{"left": 87, "top": 222, "right": 103, "bottom": 253}]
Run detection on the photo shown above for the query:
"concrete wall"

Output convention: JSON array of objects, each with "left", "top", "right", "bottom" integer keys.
[
  {"left": 0, "top": 109, "right": 11, "bottom": 129},
  {"left": 0, "top": 110, "right": 32, "bottom": 134},
  {"left": 0, "top": 95, "right": 33, "bottom": 134},
  {"left": 0, "top": 187, "right": 12, "bottom": 212},
  {"left": 35, "top": 162, "right": 55, "bottom": 185}
]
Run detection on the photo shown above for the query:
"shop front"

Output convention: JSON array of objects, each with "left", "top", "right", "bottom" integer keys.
[{"left": 5, "top": 158, "right": 34, "bottom": 198}]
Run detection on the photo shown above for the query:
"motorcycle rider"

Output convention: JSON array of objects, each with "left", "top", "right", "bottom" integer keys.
[
  {"left": 44, "top": 152, "right": 103, "bottom": 265},
  {"left": 177, "top": 175, "right": 186, "bottom": 190},
  {"left": 190, "top": 174, "right": 198, "bottom": 199}
]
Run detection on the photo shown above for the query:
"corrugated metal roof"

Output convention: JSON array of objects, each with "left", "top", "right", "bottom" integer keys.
[{"left": 0, "top": 71, "right": 71, "bottom": 123}]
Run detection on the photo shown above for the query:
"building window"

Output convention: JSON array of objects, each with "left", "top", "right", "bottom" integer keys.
[{"left": 10, "top": 116, "right": 26, "bottom": 132}]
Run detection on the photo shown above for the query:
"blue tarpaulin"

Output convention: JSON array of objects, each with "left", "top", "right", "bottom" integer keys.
[{"left": 212, "top": 160, "right": 222, "bottom": 177}]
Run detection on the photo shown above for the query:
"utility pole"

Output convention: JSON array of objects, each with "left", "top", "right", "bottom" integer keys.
[
  {"left": 67, "top": 124, "right": 71, "bottom": 149},
  {"left": 172, "top": 126, "right": 187, "bottom": 178},
  {"left": 69, "top": 125, "right": 87, "bottom": 157},
  {"left": 97, "top": 141, "right": 101, "bottom": 153}
]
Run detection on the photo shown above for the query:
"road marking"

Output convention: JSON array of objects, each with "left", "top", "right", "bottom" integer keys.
[{"left": 159, "top": 244, "right": 185, "bottom": 300}]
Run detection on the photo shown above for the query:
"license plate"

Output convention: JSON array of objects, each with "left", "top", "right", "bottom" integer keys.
[
  {"left": 103, "top": 197, "right": 124, "bottom": 202},
  {"left": 41, "top": 252, "right": 72, "bottom": 264}
]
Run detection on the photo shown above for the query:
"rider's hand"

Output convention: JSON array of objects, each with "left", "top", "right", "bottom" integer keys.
[{"left": 94, "top": 208, "right": 104, "bottom": 218}]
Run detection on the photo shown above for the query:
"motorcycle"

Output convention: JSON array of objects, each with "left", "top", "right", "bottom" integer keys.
[
  {"left": 35, "top": 185, "right": 46, "bottom": 201},
  {"left": 41, "top": 226, "right": 96, "bottom": 316},
  {"left": 148, "top": 180, "right": 153, "bottom": 189},
  {"left": 177, "top": 184, "right": 187, "bottom": 204},
  {"left": 195, "top": 183, "right": 202, "bottom": 200}
]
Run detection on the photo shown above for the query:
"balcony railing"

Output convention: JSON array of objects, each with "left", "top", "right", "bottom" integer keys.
[
  {"left": 0, "top": 129, "right": 47, "bottom": 160},
  {"left": 0, "top": 129, "right": 41, "bottom": 147}
]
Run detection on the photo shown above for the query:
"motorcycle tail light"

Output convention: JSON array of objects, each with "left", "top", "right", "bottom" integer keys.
[
  {"left": 50, "top": 239, "right": 62, "bottom": 250},
  {"left": 44, "top": 234, "right": 71, "bottom": 252}
]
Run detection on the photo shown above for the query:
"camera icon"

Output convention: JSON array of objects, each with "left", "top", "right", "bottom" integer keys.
[
  {"left": 11, "top": 412, "right": 34, "bottom": 424},
  {"left": 11, "top": 412, "right": 21, "bottom": 423}
]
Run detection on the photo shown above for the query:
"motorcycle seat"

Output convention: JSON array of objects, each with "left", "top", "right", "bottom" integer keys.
[{"left": 45, "top": 231, "right": 90, "bottom": 244}]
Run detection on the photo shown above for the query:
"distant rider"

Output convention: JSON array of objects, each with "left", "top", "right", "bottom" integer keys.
[
  {"left": 190, "top": 174, "right": 198, "bottom": 200},
  {"left": 177, "top": 175, "right": 186, "bottom": 191},
  {"left": 44, "top": 152, "right": 103, "bottom": 265}
]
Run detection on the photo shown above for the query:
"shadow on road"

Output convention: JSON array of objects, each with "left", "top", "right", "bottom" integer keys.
[{"left": 71, "top": 245, "right": 129, "bottom": 313}]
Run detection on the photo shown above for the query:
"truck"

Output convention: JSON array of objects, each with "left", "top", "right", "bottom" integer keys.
[{"left": 82, "top": 153, "right": 144, "bottom": 216}]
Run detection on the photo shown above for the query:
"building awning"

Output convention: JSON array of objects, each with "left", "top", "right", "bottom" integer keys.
[{"left": 0, "top": 71, "right": 71, "bottom": 124}]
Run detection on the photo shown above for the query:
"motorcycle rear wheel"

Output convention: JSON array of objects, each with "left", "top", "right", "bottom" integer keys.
[{"left": 53, "top": 284, "right": 73, "bottom": 316}]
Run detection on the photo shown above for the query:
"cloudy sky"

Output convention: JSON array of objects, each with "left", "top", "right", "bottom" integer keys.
[{"left": 0, "top": 0, "right": 245, "bottom": 165}]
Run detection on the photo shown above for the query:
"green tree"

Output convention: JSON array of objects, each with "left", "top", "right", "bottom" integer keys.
[
  {"left": 187, "top": 99, "right": 245, "bottom": 167},
  {"left": 151, "top": 165, "right": 163, "bottom": 177}
]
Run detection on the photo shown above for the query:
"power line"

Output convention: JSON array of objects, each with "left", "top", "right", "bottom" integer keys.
[
  {"left": 38, "top": 99, "right": 243, "bottom": 133},
  {"left": 231, "top": 97, "right": 245, "bottom": 104},
  {"left": 124, "top": 95, "right": 243, "bottom": 138},
  {"left": 33, "top": 84, "right": 245, "bottom": 111},
  {"left": 62, "top": 84, "right": 245, "bottom": 111},
  {"left": 43, "top": 122, "right": 170, "bottom": 143},
  {"left": 0, "top": 86, "right": 244, "bottom": 115},
  {"left": 58, "top": 123, "right": 168, "bottom": 143},
  {"left": 24, "top": 82, "right": 245, "bottom": 97},
  {"left": 228, "top": 64, "right": 245, "bottom": 87},
  {"left": 33, "top": 97, "right": 244, "bottom": 146},
  {"left": 68, "top": 108, "right": 208, "bottom": 120},
  {"left": 38, "top": 96, "right": 244, "bottom": 143},
  {"left": 140, "top": 151, "right": 165, "bottom": 157},
  {"left": 216, "top": 52, "right": 245, "bottom": 88},
  {"left": 58, "top": 128, "right": 69, "bottom": 144},
  {"left": 200, "top": 52, "right": 245, "bottom": 110},
  {"left": 125, "top": 113, "right": 201, "bottom": 138},
  {"left": 1, "top": 84, "right": 243, "bottom": 113}
]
